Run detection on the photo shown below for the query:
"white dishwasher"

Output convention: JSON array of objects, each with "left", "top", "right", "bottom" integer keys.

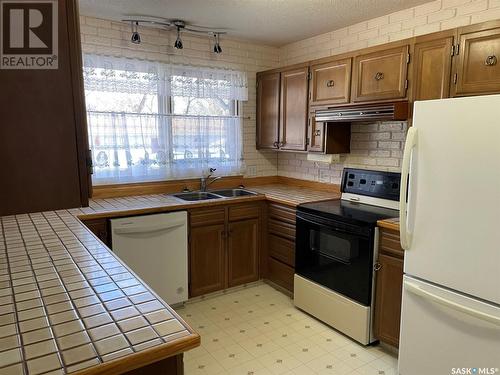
[{"left": 110, "top": 211, "right": 188, "bottom": 305}]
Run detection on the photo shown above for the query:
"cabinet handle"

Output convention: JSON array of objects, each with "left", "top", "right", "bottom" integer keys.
[
  {"left": 485, "top": 55, "right": 497, "bottom": 66},
  {"left": 273, "top": 141, "right": 279, "bottom": 148},
  {"left": 314, "top": 129, "right": 321, "bottom": 136},
  {"left": 374, "top": 72, "right": 384, "bottom": 81},
  {"left": 374, "top": 262, "right": 382, "bottom": 271},
  {"left": 326, "top": 80, "right": 335, "bottom": 87}
]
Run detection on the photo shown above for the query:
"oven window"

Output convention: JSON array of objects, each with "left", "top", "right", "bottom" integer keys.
[{"left": 311, "top": 229, "right": 359, "bottom": 263}]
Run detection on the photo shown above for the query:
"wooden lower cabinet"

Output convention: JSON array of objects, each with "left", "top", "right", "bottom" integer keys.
[
  {"left": 189, "top": 223, "right": 226, "bottom": 297},
  {"left": 228, "top": 219, "right": 260, "bottom": 287},
  {"left": 373, "top": 227, "right": 404, "bottom": 348},
  {"left": 265, "top": 203, "right": 296, "bottom": 292},
  {"left": 81, "top": 218, "right": 111, "bottom": 247},
  {"left": 188, "top": 203, "right": 261, "bottom": 297}
]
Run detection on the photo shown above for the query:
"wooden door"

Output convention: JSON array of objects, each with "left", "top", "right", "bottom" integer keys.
[
  {"left": 189, "top": 224, "right": 226, "bottom": 297},
  {"left": 373, "top": 253, "right": 404, "bottom": 347},
  {"left": 413, "top": 32, "right": 454, "bottom": 101},
  {"left": 453, "top": 24, "right": 500, "bottom": 96},
  {"left": 256, "top": 72, "right": 280, "bottom": 149},
  {"left": 227, "top": 219, "right": 259, "bottom": 287},
  {"left": 279, "top": 67, "right": 309, "bottom": 151},
  {"left": 0, "top": 0, "right": 90, "bottom": 216},
  {"left": 353, "top": 45, "right": 409, "bottom": 102},
  {"left": 310, "top": 58, "right": 352, "bottom": 106},
  {"left": 307, "top": 116, "right": 325, "bottom": 153}
]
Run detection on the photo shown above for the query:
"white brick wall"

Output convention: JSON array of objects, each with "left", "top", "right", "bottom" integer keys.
[
  {"left": 278, "top": 122, "right": 407, "bottom": 184},
  {"left": 280, "top": 0, "right": 500, "bottom": 65},
  {"left": 79, "top": 16, "right": 280, "bottom": 178},
  {"left": 277, "top": 0, "right": 500, "bottom": 184}
]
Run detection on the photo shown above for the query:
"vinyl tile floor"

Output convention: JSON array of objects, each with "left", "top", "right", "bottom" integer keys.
[{"left": 174, "top": 282, "right": 398, "bottom": 375}]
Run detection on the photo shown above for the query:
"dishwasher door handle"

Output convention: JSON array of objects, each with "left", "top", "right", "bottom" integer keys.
[{"left": 113, "top": 221, "right": 185, "bottom": 235}]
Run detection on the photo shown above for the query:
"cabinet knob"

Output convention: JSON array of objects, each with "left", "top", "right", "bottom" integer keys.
[
  {"left": 485, "top": 55, "right": 497, "bottom": 66},
  {"left": 273, "top": 141, "right": 279, "bottom": 148},
  {"left": 374, "top": 262, "right": 382, "bottom": 271},
  {"left": 374, "top": 72, "right": 384, "bottom": 81},
  {"left": 326, "top": 80, "right": 335, "bottom": 87},
  {"left": 314, "top": 129, "right": 321, "bottom": 136}
]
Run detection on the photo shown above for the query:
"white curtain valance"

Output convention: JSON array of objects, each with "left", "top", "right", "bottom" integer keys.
[{"left": 83, "top": 54, "right": 248, "bottom": 100}]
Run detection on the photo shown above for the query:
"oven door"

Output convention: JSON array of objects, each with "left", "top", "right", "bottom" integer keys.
[{"left": 295, "top": 211, "right": 374, "bottom": 306}]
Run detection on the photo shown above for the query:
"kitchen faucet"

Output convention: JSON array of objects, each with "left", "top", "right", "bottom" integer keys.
[{"left": 200, "top": 168, "right": 222, "bottom": 191}]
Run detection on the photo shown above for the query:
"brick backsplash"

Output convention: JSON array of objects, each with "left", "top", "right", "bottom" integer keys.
[{"left": 278, "top": 121, "right": 408, "bottom": 184}]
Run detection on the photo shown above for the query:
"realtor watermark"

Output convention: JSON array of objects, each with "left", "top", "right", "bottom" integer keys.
[
  {"left": 0, "top": 0, "right": 58, "bottom": 69},
  {"left": 451, "top": 368, "right": 499, "bottom": 374}
]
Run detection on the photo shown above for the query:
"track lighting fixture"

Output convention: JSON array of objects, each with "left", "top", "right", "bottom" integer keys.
[
  {"left": 130, "top": 21, "right": 141, "bottom": 44},
  {"left": 213, "top": 33, "right": 222, "bottom": 54},
  {"left": 123, "top": 17, "right": 226, "bottom": 54},
  {"left": 174, "top": 26, "right": 183, "bottom": 49}
]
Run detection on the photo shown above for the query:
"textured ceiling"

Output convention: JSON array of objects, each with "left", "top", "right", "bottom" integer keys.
[{"left": 79, "top": 0, "right": 431, "bottom": 46}]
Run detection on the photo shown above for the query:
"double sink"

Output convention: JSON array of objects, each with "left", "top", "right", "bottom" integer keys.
[{"left": 172, "top": 188, "right": 258, "bottom": 202}]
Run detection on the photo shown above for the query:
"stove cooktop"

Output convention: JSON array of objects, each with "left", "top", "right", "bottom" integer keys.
[{"left": 297, "top": 199, "right": 399, "bottom": 226}]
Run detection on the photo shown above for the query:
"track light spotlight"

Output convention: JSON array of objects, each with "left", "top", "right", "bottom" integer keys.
[
  {"left": 213, "top": 33, "right": 222, "bottom": 54},
  {"left": 131, "top": 21, "right": 141, "bottom": 44},
  {"left": 174, "top": 26, "right": 183, "bottom": 49}
]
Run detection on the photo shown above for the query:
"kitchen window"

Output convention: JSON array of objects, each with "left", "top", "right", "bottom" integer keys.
[{"left": 83, "top": 54, "right": 248, "bottom": 185}]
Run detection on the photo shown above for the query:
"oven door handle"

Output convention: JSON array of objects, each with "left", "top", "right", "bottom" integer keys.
[{"left": 297, "top": 215, "right": 367, "bottom": 238}]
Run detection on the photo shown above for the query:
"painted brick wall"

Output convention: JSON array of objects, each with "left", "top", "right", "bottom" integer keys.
[
  {"left": 277, "top": 0, "right": 500, "bottom": 184},
  {"left": 280, "top": 0, "right": 500, "bottom": 66},
  {"left": 79, "top": 15, "right": 281, "bottom": 178},
  {"left": 278, "top": 122, "right": 407, "bottom": 184}
]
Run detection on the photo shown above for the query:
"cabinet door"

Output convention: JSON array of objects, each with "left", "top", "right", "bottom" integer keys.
[
  {"left": 413, "top": 34, "right": 454, "bottom": 101},
  {"left": 227, "top": 219, "right": 259, "bottom": 287},
  {"left": 307, "top": 116, "right": 325, "bottom": 153},
  {"left": 353, "top": 45, "right": 409, "bottom": 102},
  {"left": 454, "top": 27, "right": 500, "bottom": 96},
  {"left": 374, "top": 253, "right": 404, "bottom": 347},
  {"left": 257, "top": 72, "right": 280, "bottom": 149},
  {"left": 279, "top": 67, "right": 309, "bottom": 151},
  {"left": 189, "top": 224, "right": 225, "bottom": 297},
  {"left": 310, "top": 58, "right": 352, "bottom": 106}
]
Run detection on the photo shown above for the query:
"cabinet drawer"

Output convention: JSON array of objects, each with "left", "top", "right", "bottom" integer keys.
[
  {"left": 268, "top": 219, "right": 296, "bottom": 241},
  {"left": 379, "top": 228, "right": 404, "bottom": 258},
  {"left": 268, "top": 234, "right": 295, "bottom": 267},
  {"left": 353, "top": 45, "right": 409, "bottom": 102},
  {"left": 267, "top": 257, "right": 294, "bottom": 292},
  {"left": 268, "top": 203, "right": 296, "bottom": 224},
  {"left": 229, "top": 204, "right": 260, "bottom": 221},
  {"left": 190, "top": 207, "right": 225, "bottom": 227}
]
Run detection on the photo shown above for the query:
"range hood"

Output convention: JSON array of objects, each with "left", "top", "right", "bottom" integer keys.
[{"left": 315, "top": 101, "right": 409, "bottom": 122}]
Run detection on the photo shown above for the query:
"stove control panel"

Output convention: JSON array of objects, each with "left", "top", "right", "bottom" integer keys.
[{"left": 341, "top": 168, "right": 401, "bottom": 201}]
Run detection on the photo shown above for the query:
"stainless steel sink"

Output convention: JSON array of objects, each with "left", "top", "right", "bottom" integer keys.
[
  {"left": 172, "top": 192, "right": 223, "bottom": 201},
  {"left": 210, "top": 189, "right": 258, "bottom": 197}
]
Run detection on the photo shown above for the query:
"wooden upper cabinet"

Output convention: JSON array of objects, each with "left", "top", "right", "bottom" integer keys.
[
  {"left": 453, "top": 23, "right": 500, "bottom": 96},
  {"left": 412, "top": 32, "right": 454, "bottom": 101},
  {"left": 279, "top": 67, "right": 309, "bottom": 151},
  {"left": 352, "top": 45, "right": 409, "bottom": 102},
  {"left": 227, "top": 218, "right": 259, "bottom": 287},
  {"left": 256, "top": 72, "right": 280, "bottom": 149},
  {"left": 310, "top": 58, "right": 352, "bottom": 106},
  {"left": 307, "top": 116, "right": 324, "bottom": 153}
]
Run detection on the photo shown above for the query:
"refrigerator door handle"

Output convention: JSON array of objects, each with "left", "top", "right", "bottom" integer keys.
[
  {"left": 400, "top": 127, "right": 418, "bottom": 250},
  {"left": 405, "top": 281, "right": 500, "bottom": 326}
]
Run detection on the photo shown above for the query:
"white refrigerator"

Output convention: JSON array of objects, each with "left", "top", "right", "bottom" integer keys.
[{"left": 398, "top": 95, "right": 500, "bottom": 374}]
